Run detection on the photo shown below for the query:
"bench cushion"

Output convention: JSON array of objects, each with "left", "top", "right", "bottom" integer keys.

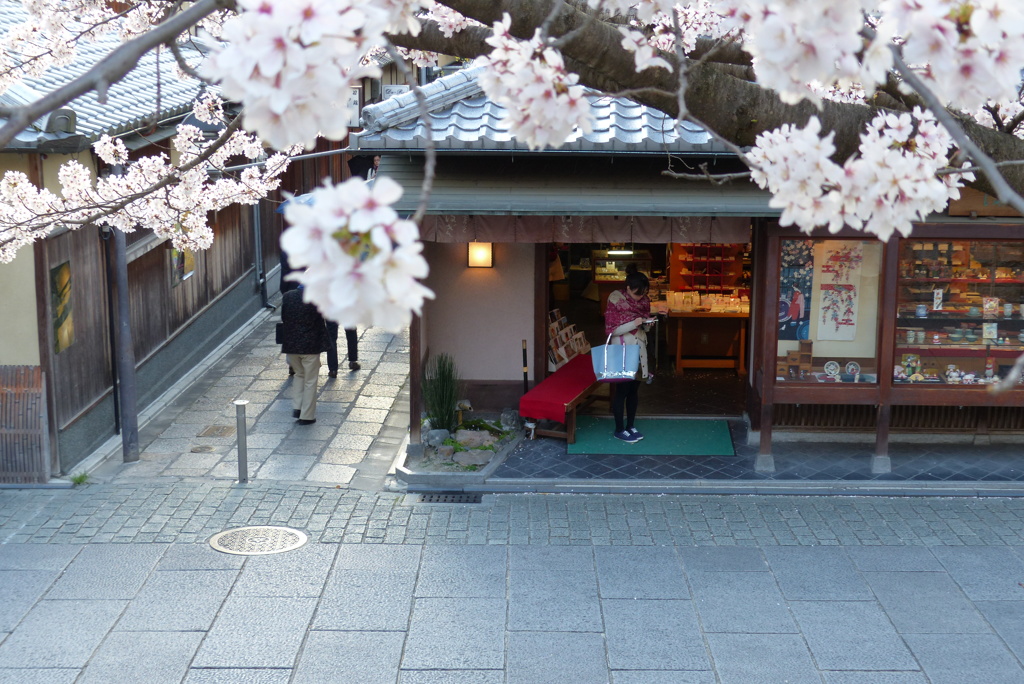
[{"left": 519, "top": 353, "right": 596, "bottom": 423}]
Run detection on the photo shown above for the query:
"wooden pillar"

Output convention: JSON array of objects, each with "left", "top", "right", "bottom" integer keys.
[
  {"left": 872, "top": 238, "right": 900, "bottom": 472},
  {"left": 409, "top": 312, "right": 422, "bottom": 444},
  {"left": 755, "top": 228, "right": 781, "bottom": 472}
]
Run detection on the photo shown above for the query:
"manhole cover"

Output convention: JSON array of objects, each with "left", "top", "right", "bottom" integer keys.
[
  {"left": 198, "top": 425, "right": 236, "bottom": 438},
  {"left": 416, "top": 492, "right": 483, "bottom": 504},
  {"left": 191, "top": 446, "right": 216, "bottom": 453},
  {"left": 209, "top": 526, "right": 308, "bottom": 555}
]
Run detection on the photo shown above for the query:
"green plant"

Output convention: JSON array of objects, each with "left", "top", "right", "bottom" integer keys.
[
  {"left": 423, "top": 353, "right": 461, "bottom": 433},
  {"left": 69, "top": 471, "right": 90, "bottom": 486},
  {"left": 459, "top": 418, "right": 503, "bottom": 435}
]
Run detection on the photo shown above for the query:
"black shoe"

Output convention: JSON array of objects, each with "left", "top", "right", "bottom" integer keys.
[
  {"left": 328, "top": 370, "right": 338, "bottom": 378},
  {"left": 349, "top": 361, "right": 361, "bottom": 371},
  {"left": 288, "top": 368, "right": 295, "bottom": 376},
  {"left": 292, "top": 409, "right": 300, "bottom": 418},
  {"left": 296, "top": 418, "right": 316, "bottom": 425}
]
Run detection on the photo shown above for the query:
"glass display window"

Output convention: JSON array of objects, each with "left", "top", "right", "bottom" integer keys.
[
  {"left": 775, "top": 238, "right": 883, "bottom": 384},
  {"left": 895, "top": 240, "right": 1024, "bottom": 386}
]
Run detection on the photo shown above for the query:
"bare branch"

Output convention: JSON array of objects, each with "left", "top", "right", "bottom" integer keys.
[
  {"left": 0, "top": 0, "right": 233, "bottom": 149},
  {"left": 168, "top": 39, "right": 203, "bottom": 81},
  {"left": 661, "top": 166, "right": 751, "bottom": 184},
  {"left": 383, "top": 45, "right": 435, "bottom": 226}
]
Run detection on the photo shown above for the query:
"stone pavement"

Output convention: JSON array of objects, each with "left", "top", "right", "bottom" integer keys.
[
  {"left": 82, "top": 306, "right": 411, "bottom": 492},
  {"left": 2, "top": 488, "right": 1024, "bottom": 682}
]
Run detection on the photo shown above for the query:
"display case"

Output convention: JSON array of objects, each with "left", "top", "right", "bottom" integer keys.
[
  {"left": 591, "top": 249, "right": 652, "bottom": 311},
  {"left": 895, "top": 239, "right": 1024, "bottom": 386},
  {"left": 669, "top": 243, "right": 751, "bottom": 296}
]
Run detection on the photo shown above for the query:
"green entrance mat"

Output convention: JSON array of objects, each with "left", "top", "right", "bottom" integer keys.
[{"left": 568, "top": 416, "right": 735, "bottom": 456}]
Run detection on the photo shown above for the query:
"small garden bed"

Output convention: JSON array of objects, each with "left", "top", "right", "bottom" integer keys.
[{"left": 395, "top": 411, "right": 522, "bottom": 486}]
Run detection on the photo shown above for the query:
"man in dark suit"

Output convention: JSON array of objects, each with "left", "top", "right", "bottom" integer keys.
[{"left": 280, "top": 286, "right": 329, "bottom": 424}]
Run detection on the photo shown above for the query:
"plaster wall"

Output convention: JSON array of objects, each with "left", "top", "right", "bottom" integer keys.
[
  {"left": 423, "top": 242, "right": 536, "bottom": 381},
  {"left": 0, "top": 248, "right": 40, "bottom": 365}
]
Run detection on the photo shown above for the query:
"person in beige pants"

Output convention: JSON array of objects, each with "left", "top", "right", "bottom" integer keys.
[{"left": 280, "top": 286, "right": 329, "bottom": 425}]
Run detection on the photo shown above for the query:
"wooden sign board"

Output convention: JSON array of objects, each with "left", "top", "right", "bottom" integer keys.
[{"left": 948, "top": 187, "right": 1022, "bottom": 217}]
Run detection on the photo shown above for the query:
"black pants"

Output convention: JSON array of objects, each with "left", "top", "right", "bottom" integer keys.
[
  {"left": 611, "top": 380, "right": 640, "bottom": 433},
  {"left": 326, "top": 323, "right": 358, "bottom": 372}
]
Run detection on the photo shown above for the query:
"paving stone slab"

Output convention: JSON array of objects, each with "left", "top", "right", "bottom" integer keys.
[
  {"left": 792, "top": 600, "right": 918, "bottom": 671},
  {"left": 611, "top": 672, "right": 715, "bottom": 684},
  {"left": 44, "top": 543, "right": 166, "bottom": 600},
  {"left": 509, "top": 568, "right": 602, "bottom": 632},
  {"left": 595, "top": 546, "right": 688, "bottom": 599},
  {"left": 415, "top": 545, "right": 507, "bottom": 598},
  {"left": 402, "top": 598, "right": 506, "bottom": 670},
  {"left": 116, "top": 569, "right": 238, "bottom": 631},
  {"left": 931, "top": 546, "right": 1024, "bottom": 600},
  {"left": 688, "top": 570, "right": 797, "bottom": 633},
  {"left": 0, "top": 669, "right": 79, "bottom": 684},
  {"left": 0, "top": 571, "right": 59, "bottom": 631},
  {"left": 975, "top": 600, "right": 1024, "bottom": 662},
  {"left": 763, "top": 546, "right": 872, "bottom": 600},
  {"left": 603, "top": 599, "right": 708, "bottom": 670},
  {"left": 77, "top": 631, "right": 202, "bottom": 684},
  {"left": 507, "top": 631, "right": 607, "bottom": 684},
  {"left": 0, "top": 599, "right": 126, "bottom": 668},
  {"left": 232, "top": 543, "right": 335, "bottom": 598},
  {"left": 844, "top": 547, "right": 943, "bottom": 572},
  {"left": 314, "top": 569, "right": 416, "bottom": 630},
  {"left": 822, "top": 673, "right": 928, "bottom": 684},
  {"left": 334, "top": 543, "right": 421, "bottom": 570},
  {"left": 904, "top": 633, "right": 1024, "bottom": 684},
  {"left": 183, "top": 668, "right": 291, "bottom": 683},
  {"left": 292, "top": 631, "right": 404, "bottom": 684},
  {"left": 864, "top": 571, "right": 990, "bottom": 634},
  {"left": 706, "top": 633, "right": 820, "bottom": 684},
  {"left": 399, "top": 671, "right": 504, "bottom": 684},
  {"left": 305, "top": 464, "right": 356, "bottom": 484},
  {"left": 679, "top": 546, "right": 768, "bottom": 572},
  {"left": 191, "top": 597, "right": 317, "bottom": 668}
]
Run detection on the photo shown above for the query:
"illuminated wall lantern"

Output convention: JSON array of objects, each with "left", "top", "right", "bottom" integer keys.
[{"left": 467, "top": 241, "right": 494, "bottom": 268}]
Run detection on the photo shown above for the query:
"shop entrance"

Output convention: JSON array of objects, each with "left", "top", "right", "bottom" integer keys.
[{"left": 550, "top": 242, "right": 750, "bottom": 418}]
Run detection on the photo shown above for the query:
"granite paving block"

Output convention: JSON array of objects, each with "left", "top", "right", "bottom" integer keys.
[
  {"left": 116, "top": 570, "right": 237, "bottom": 631},
  {"left": 328, "top": 434, "right": 374, "bottom": 451},
  {"left": 975, "top": 600, "right": 1024, "bottom": 661},
  {"left": 401, "top": 598, "right": 506, "bottom": 670},
  {"left": 254, "top": 455, "right": 316, "bottom": 480},
  {"left": 0, "top": 600, "right": 126, "bottom": 668},
  {"left": 706, "top": 633, "right": 820, "bottom": 684},
  {"left": 334, "top": 543, "right": 421, "bottom": 570},
  {"left": 612, "top": 673, "right": 715, "bottom": 684},
  {"left": 595, "top": 546, "right": 688, "bottom": 599},
  {"left": 305, "top": 464, "right": 356, "bottom": 484},
  {"left": 191, "top": 597, "right": 317, "bottom": 668},
  {"left": 864, "top": 571, "right": 990, "bottom": 634},
  {"left": 509, "top": 569, "right": 602, "bottom": 632},
  {"left": 792, "top": 601, "right": 917, "bottom": 671},
  {"left": 844, "top": 547, "right": 943, "bottom": 572},
  {"left": 400, "top": 671, "right": 504, "bottom": 684},
  {"left": 183, "top": 669, "right": 291, "bottom": 683},
  {"left": 0, "top": 545, "right": 79, "bottom": 571},
  {"left": 0, "top": 669, "right": 79, "bottom": 684},
  {"left": 904, "top": 633, "right": 1024, "bottom": 684},
  {"left": 509, "top": 545, "right": 594, "bottom": 572},
  {"left": 77, "top": 631, "right": 202, "bottom": 684},
  {"left": 679, "top": 546, "right": 768, "bottom": 573},
  {"left": 688, "top": 571, "right": 797, "bottom": 633},
  {"left": 156, "top": 544, "right": 246, "bottom": 571},
  {"left": 507, "top": 631, "right": 608, "bottom": 684},
  {"left": 822, "top": 674, "right": 928, "bottom": 684},
  {"left": 763, "top": 546, "right": 872, "bottom": 600},
  {"left": 292, "top": 631, "right": 404, "bottom": 684},
  {"left": 603, "top": 599, "right": 709, "bottom": 670},
  {"left": 931, "top": 547, "right": 1024, "bottom": 600},
  {"left": 232, "top": 543, "right": 335, "bottom": 598},
  {"left": 44, "top": 544, "right": 166, "bottom": 600},
  {"left": 0, "top": 571, "right": 59, "bottom": 631},
  {"left": 314, "top": 569, "right": 416, "bottom": 630},
  {"left": 415, "top": 545, "right": 506, "bottom": 598}
]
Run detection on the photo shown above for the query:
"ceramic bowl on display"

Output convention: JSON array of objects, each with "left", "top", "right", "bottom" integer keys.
[
  {"left": 845, "top": 361, "right": 861, "bottom": 376},
  {"left": 823, "top": 360, "right": 841, "bottom": 377},
  {"left": 969, "top": 307, "right": 981, "bottom": 317},
  {"left": 949, "top": 330, "right": 964, "bottom": 342}
]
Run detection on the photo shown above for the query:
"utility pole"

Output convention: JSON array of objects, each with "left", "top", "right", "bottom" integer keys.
[{"left": 112, "top": 225, "right": 139, "bottom": 463}]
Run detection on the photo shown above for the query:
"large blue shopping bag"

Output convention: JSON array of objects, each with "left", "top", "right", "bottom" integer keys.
[{"left": 591, "top": 334, "right": 640, "bottom": 382}]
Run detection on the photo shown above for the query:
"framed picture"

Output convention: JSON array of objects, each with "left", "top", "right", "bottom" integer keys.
[
  {"left": 982, "top": 322, "right": 998, "bottom": 339},
  {"left": 983, "top": 296, "right": 1000, "bottom": 318},
  {"left": 50, "top": 261, "right": 74, "bottom": 353}
]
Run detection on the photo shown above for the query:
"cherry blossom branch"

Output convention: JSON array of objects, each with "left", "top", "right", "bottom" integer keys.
[
  {"left": 990, "top": 352, "right": 1024, "bottom": 393},
  {"left": 383, "top": 44, "right": 435, "bottom": 226},
  {"left": 662, "top": 165, "right": 751, "bottom": 184},
  {"left": 0, "top": 0, "right": 234, "bottom": 149},
  {"left": 889, "top": 46, "right": 1024, "bottom": 216}
]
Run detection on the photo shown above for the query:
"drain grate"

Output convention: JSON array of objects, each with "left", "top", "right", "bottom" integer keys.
[
  {"left": 209, "top": 526, "right": 308, "bottom": 555},
  {"left": 416, "top": 492, "right": 483, "bottom": 504}
]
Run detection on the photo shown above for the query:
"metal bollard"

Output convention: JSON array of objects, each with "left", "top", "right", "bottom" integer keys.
[{"left": 234, "top": 399, "right": 249, "bottom": 483}]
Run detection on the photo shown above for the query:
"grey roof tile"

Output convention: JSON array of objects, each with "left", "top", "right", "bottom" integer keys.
[
  {"left": 0, "top": 1, "right": 203, "bottom": 148},
  {"left": 352, "top": 65, "right": 731, "bottom": 155}
]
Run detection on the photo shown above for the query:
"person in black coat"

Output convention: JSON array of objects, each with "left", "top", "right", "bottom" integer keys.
[{"left": 281, "top": 286, "right": 329, "bottom": 424}]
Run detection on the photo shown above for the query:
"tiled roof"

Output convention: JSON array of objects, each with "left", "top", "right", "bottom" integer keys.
[
  {"left": 352, "top": 65, "right": 732, "bottom": 155},
  {"left": 0, "top": 1, "right": 204, "bottom": 150}
]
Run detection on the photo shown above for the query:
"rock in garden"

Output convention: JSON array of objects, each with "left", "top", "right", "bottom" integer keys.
[
  {"left": 454, "top": 429, "right": 496, "bottom": 448},
  {"left": 425, "top": 429, "right": 450, "bottom": 448},
  {"left": 453, "top": 449, "right": 492, "bottom": 466},
  {"left": 500, "top": 409, "right": 520, "bottom": 431},
  {"left": 435, "top": 445, "right": 455, "bottom": 459}
]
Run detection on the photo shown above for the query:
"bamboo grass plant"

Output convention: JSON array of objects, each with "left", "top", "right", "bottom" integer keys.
[{"left": 423, "top": 353, "right": 462, "bottom": 433}]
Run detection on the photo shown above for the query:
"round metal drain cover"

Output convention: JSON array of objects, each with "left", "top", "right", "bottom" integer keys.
[{"left": 209, "top": 526, "right": 308, "bottom": 556}]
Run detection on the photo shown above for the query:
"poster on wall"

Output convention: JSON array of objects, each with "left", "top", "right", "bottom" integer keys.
[
  {"left": 50, "top": 261, "right": 75, "bottom": 353},
  {"left": 779, "top": 239, "right": 814, "bottom": 340},
  {"left": 817, "top": 243, "right": 864, "bottom": 341}
]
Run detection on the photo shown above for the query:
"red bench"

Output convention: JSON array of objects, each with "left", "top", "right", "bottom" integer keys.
[{"left": 519, "top": 353, "right": 607, "bottom": 444}]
